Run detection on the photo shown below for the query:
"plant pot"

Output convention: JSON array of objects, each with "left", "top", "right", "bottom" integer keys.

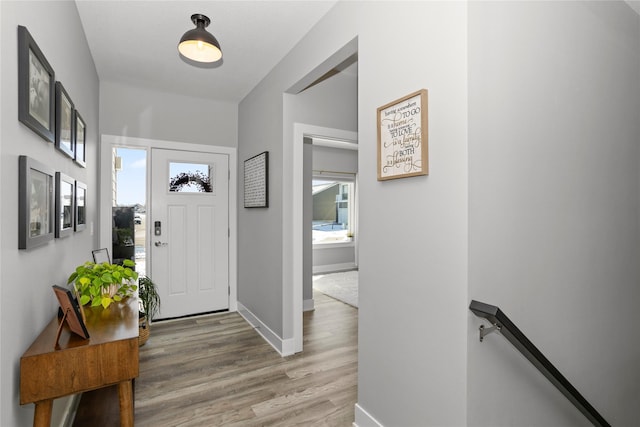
[{"left": 139, "top": 314, "right": 150, "bottom": 346}]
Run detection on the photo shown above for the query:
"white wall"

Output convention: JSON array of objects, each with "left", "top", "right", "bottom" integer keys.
[
  {"left": 100, "top": 80, "right": 238, "bottom": 148},
  {"left": 468, "top": 2, "right": 640, "bottom": 425},
  {"left": 355, "top": 3, "right": 468, "bottom": 425},
  {"left": 239, "top": 1, "right": 468, "bottom": 424},
  {"left": 0, "top": 1, "right": 99, "bottom": 425}
]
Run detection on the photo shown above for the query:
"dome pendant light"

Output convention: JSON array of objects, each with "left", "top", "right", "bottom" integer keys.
[{"left": 178, "top": 14, "right": 222, "bottom": 63}]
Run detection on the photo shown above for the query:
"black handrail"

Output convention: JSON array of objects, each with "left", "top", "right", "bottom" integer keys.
[{"left": 469, "top": 300, "right": 610, "bottom": 427}]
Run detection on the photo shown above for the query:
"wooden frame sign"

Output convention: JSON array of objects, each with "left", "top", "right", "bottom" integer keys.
[
  {"left": 52, "top": 285, "right": 90, "bottom": 341},
  {"left": 377, "top": 89, "right": 428, "bottom": 180}
]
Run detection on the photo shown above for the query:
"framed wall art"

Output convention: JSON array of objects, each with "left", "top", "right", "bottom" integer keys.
[
  {"left": 74, "top": 111, "right": 86, "bottom": 167},
  {"left": 377, "top": 89, "right": 428, "bottom": 181},
  {"left": 55, "top": 82, "right": 75, "bottom": 159},
  {"left": 244, "top": 151, "right": 268, "bottom": 208},
  {"left": 18, "top": 25, "right": 55, "bottom": 143},
  {"left": 75, "top": 180, "right": 87, "bottom": 232},
  {"left": 55, "top": 172, "right": 75, "bottom": 238},
  {"left": 19, "top": 156, "right": 55, "bottom": 249}
]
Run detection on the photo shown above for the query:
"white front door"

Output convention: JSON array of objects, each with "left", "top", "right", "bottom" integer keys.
[{"left": 150, "top": 148, "right": 229, "bottom": 319}]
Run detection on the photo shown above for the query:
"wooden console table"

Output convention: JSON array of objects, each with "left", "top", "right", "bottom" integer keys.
[{"left": 20, "top": 297, "right": 139, "bottom": 427}]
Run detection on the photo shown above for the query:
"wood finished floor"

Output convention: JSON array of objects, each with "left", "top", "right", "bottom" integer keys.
[{"left": 134, "top": 291, "right": 357, "bottom": 426}]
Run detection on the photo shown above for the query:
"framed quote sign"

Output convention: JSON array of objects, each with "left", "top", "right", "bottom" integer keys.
[
  {"left": 377, "top": 89, "right": 428, "bottom": 180},
  {"left": 244, "top": 151, "right": 268, "bottom": 208}
]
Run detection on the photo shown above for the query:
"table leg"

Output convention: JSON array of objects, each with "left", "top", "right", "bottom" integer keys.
[
  {"left": 118, "top": 380, "right": 134, "bottom": 427},
  {"left": 33, "top": 399, "right": 52, "bottom": 427}
]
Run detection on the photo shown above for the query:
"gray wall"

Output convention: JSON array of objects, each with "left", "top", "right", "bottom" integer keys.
[
  {"left": 100, "top": 80, "right": 238, "bottom": 147},
  {"left": 2, "top": 2, "right": 634, "bottom": 426},
  {"left": 239, "top": 1, "right": 468, "bottom": 424},
  {"left": 0, "top": 2, "right": 100, "bottom": 425},
  {"left": 238, "top": 56, "right": 357, "bottom": 336},
  {"left": 240, "top": 1, "right": 640, "bottom": 425},
  {"left": 313, "top": 144, "right": 358, "bottom": 174},
  {"left": 467, "top": 2, "right": 640, "bottom": 425},
  {"left": 354, "top": 3, "right": 468, "bottom": 424}
]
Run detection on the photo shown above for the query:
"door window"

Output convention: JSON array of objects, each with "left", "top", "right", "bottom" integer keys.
[{"left": 168, "top": 162, "right": 214, "bottom": 193}]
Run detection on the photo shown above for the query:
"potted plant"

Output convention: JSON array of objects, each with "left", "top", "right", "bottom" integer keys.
[
  {"left": 138, "top": 275, "right": 160, "bottom": 346},
  {"left": 67, "top": 259, "right": 138, "bottom": 309}
]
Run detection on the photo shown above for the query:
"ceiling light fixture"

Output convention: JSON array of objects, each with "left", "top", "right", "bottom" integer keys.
[{"left": 178, "top": 14, "right": 222, "bottom": 63}]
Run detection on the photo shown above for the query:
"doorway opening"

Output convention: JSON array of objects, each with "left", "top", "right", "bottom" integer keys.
[
  {"left": 308, "top": 139, "right": 359, "bottom": 309},
  {"left": 100, "top": 135, "right": 238, "bottom": 318}
]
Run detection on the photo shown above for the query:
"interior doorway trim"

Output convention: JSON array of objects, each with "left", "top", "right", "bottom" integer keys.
[
  {"left": 291, "top": 124, "right": 357, "bottom": 352},
  {"left": 99, "top": 134, "right": 238, "bottom": 312}
]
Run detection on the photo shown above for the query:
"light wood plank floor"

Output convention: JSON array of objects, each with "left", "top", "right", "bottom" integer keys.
[{"left": 134, "top": 291, "right": 358, "bottom": 426}]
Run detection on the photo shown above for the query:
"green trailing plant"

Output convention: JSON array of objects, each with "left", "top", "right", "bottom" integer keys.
[
  {"left": 67, "top": 259, "right": 138, "bottom": 309},
  {"left": 138, "top": 275, "right": 161, "bottom": 323}
]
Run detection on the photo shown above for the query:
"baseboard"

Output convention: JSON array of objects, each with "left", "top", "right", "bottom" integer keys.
[
  {"left": 313, "top": 262, "right": 357, "bottom": 274},
  {"left": 237, "top": 302, "right": 295, "bottom": 357},
  {"left": 354, "top": 403, "right": 384, "bottom": 427},
  {"left": 303, "top": 298, "right": 315, "bottom": 311}
]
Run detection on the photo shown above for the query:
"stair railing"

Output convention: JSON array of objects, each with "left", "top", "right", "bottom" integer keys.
[{"left": 469, "top": 300, "right": 610, "bottom": 427}]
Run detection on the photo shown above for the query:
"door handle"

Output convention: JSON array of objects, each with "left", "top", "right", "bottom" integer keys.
[{"left": 154, "top": 241, "right": 168, "bottom": 247}]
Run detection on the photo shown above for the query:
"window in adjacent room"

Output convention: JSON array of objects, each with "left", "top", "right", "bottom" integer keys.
[{"left": 312, "top": 178, "right": 355, "bottom": 245}]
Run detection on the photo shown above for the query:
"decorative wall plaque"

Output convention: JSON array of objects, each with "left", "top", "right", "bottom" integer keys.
[
  {"left": 244, "top": 151, "right": 268, "bottom": 208},
  {"left": 377, "top": 89, "right": 428, "bottom": 180}
]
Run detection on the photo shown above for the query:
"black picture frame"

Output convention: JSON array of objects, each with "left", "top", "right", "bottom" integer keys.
[
  {"left": 244, "top": 151, "right": 269, "bottom": 208},
  {"left": 18, "top": 26, "right": 55, "bottom": 143},
  {"left": 55, "top": 172, "right": 75, "bottom": 238},
  {"left": 74, "top": 111, "right": 86, "bottom": 167},
  {"left": 92, "top": 248, "right": 111, "bottom": 264},
  {"left": 19, "top": 156, "right": 55, "bottom": 249},
  {"left": 75, "top": 180, "right": 87, "bottom": 232},
  {"left": 52, "top": 285, "right": 90, "bottom": 340},
  {"left": 55, "top": 82, "right": 75, "bottom": 159}
]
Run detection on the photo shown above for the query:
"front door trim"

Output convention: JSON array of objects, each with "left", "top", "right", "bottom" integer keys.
[{"left": 99, "top": 134, "right": 238, "bottom": 312}]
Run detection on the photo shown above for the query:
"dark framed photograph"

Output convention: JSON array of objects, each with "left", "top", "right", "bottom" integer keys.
[
  {"left": 19, "top": 156, "right": 55, "bottom": 249},
  {"left": 244, "top": 151, "right": 269, "bottom": 208},
  {"left": 55, "top": 82, "right": 75, "bottom": 159},
  {"left": 74, "top": 111, "right": 86, "bottom": 167},
  {"left": 18, "top": 26, "right": 55, "bottom": 143},
  {"left": 55, "top": 172, "right": 75, "bottom": 238},
  {"left": 52, "top": 285, "right": 90, "bottom": 340},
  {"left": 75, "top": 180, "right": 87, "bottom": 232}
]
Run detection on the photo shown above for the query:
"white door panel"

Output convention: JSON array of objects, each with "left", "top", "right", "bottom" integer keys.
[{"left": 151, "top": 148, "right": 229, "bottom": 319}]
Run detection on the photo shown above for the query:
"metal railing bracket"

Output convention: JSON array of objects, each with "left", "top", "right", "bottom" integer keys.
[{"left": 479, "top": 323, "right": 501, "bottom": 342}]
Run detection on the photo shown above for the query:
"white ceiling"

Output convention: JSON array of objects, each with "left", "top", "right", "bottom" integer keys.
[
  {"left": 77, "top": 1, "right": 639, "bottom": 104},
  {"left": 75, "top": 0, "right": 338, "bottom": 103}
]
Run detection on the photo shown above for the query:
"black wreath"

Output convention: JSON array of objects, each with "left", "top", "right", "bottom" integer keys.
[{"left": 169, "top": 171, "right": 212, "bottom": 193}]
